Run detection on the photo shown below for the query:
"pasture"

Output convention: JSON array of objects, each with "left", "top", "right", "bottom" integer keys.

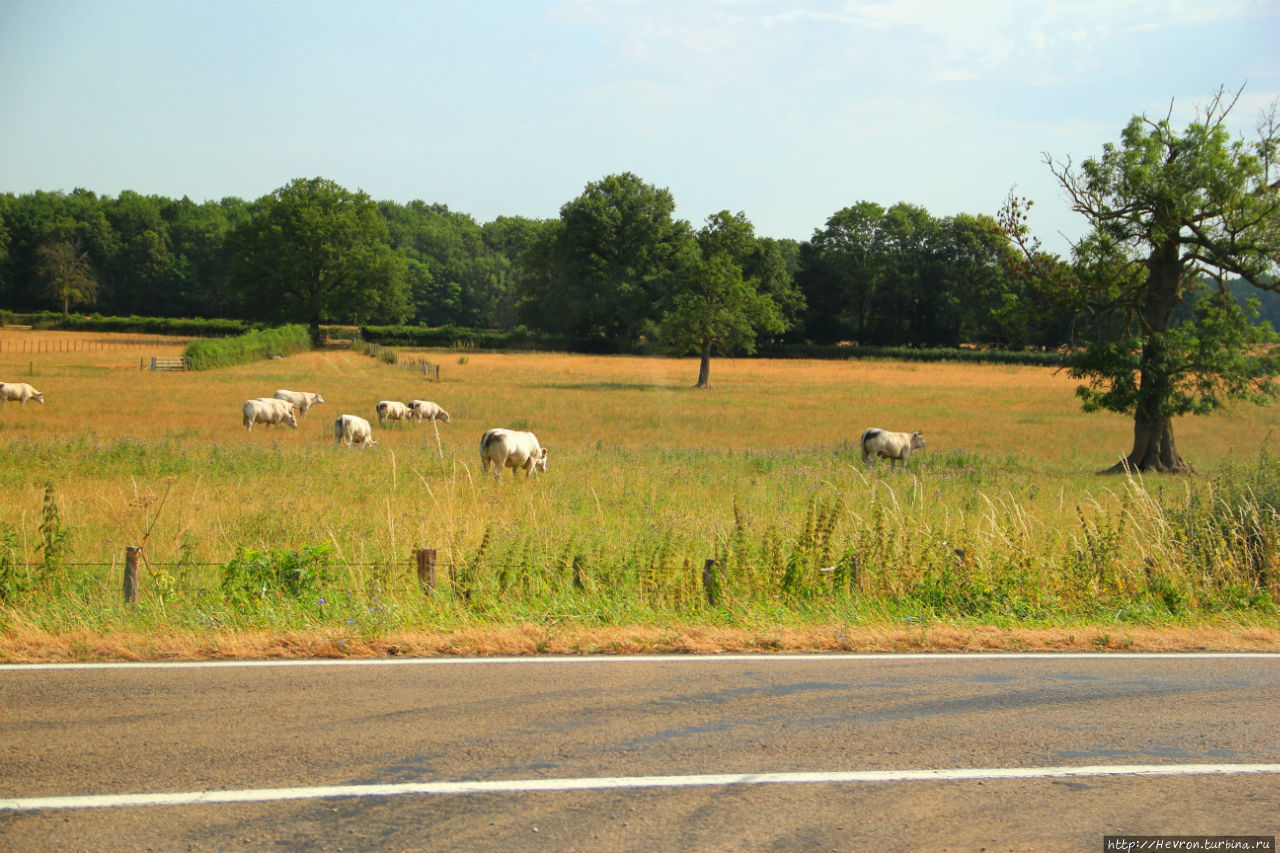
[{"left": 1, "top": 327, "right": 1278, "bottom": 659}]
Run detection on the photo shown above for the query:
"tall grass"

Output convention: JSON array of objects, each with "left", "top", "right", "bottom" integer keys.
[{"left": 1, "top": 333, "right": 1278, "bottom": 641}]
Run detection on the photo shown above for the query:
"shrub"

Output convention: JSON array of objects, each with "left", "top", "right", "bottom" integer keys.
[
  {"left": 184, "top": 325, "right": 311, "bottom": 370},
  {"left": 220, "top": 545, "right": 336, "bottom": 608}
]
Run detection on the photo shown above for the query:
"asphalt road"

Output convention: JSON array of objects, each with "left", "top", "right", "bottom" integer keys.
[{"left": 1, "top": 653, "right": 1278, "bottom": 852}]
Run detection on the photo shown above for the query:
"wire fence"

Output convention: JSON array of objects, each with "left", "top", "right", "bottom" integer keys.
[
  {"left": 0, "top": 338, "right": 193, "bottom": 353},
  {"left": 9, "top": 547, "right": 729, "bottom": 606}
]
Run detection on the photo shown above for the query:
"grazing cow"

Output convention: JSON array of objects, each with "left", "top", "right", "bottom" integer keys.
[
  {"left": 409, "top": 400, "right": 450, "bottom": 423},
  {"left": 273, "top": 389, "right": 324, "bottom": 418},
  {"left": 480, "top": 428, "right": 548, "bottom": 479},
  {"left": 334, "top": 414, "right": 377, "bottom": 447},
  {"left": 860, "top": 428, "right": 926, "bottom": 469},
  {"left": 0, "top": 382, "right": 45, "bottom": 405},
  {"left": 243, "top": 397, "right": 298, "bottom": 432},
  {"left": 376, "top": 400, "right": 411, "bottom": 425}
]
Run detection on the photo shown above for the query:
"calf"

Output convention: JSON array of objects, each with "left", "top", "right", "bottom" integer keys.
[
  {"left": 860, "top": 428, "right": 926, "bottom": 470},
  {"left": 480, "top": 428, "right": 548, "bottom": 478}
]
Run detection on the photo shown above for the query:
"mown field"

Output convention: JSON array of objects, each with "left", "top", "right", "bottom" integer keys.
[{"left": 2, "top": 328, "right": 1279, "bottom": 660}]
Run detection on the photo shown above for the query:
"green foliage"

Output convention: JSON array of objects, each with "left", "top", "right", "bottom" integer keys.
[
  {"left": 798, "top": 201, "right": 1020, "bottom": 347},
  {"left": 220, "top": 545, "right": 336, "bottom": 609},
  {"left": 659, "top": 211, "right": 791, "bottom": 385},
  {"left": 358, "top": 323, "right": 574, "bottom": 351},
  {"left": 1007, "top": 86, "right": 1280, "bottom": 470},
  {"left": 0, "top": 522, "right": 25, "bottom": 604},
  {"left": 519, "top": 172, "right": 693, "bottom": 351},
  {"left": 18, "top": 311, "right": 250, "bottom": 337},
  {"left": 184, "top": 325, "right": 311, "bottom": 370},
  {"left": 36, "top": 483, "right": 70, "bottom": 590},
  {"left": 228, "top": 178, "right": 410, "bottom": 329},
  {"left": 35, "top": 224, "right": 97, "bottom": 315}
]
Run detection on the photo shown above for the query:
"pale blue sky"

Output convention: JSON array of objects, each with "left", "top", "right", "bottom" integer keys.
[{"left": 3, "top": 1, "right": 1277, "bottom": 254}]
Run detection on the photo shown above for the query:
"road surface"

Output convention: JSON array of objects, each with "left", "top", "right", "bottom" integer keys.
[{"left": 2, "top": 653, "right": 1278, "bottom": 851}]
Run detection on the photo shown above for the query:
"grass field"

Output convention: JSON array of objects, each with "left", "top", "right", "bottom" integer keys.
[{"left": 2, "top": 327, "right": 1279, "bottom": 660}]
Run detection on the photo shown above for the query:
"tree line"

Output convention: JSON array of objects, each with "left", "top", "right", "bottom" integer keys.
[{"left": 0, "top": 174, "right": 1071, "bottom": 355}]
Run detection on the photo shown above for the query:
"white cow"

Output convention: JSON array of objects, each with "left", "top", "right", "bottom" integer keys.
[
  {"left": 480, "top": 428, "right": 548, "bottom": 478},
  {"left": 376, "top": 400, "right": 411, "bottom": 425},
  {"left": 409, "top": 400, "right": 450, "bottom": 423},
  {"left": 0, "top": 382, "right": 45, "bottom": 405},
  {"left": 334, "top": 414, "right": 377, "bottom": 447},
  {"left": 860, "top": 428, "right": 926, "bottom": 469},
  {"left": 273, "top": 389, "right": 325, "bottom": 418},
  {"left": 243, "top": 397, "right": 298, "bottom": 432}
]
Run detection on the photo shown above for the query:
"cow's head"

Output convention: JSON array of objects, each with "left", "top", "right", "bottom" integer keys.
[
  {"left": 535, "top": 447, "right": 548, "bottom": 473},
  {"left": 284, "top": 410, "right": 299, "bottom": 428},
  {"left": 910, "top": 432, "right": 926, "bottom": 449}
]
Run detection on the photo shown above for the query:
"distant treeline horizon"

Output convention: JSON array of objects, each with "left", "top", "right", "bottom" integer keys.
[{"left": 2, "top": 177, "right": 1276, "bottom": 354}]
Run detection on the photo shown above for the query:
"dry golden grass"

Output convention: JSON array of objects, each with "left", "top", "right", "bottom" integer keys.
[
  {"left": 3, "top": 328, "right": 1280, "bottom": 660},
  {"left": 2, "top": 623, "right": 1277, "bottom": 662}
]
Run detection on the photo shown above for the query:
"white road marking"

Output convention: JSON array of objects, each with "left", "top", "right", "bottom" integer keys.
[
  {"left": 2, "top": 652, "right": 1279, "bottom": 672},
  {"left": 3, "top": 764, "right": 1278, "bottom": 812}
]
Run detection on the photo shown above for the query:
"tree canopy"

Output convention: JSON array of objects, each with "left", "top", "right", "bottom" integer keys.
[
  {"left": 659, "top": 211, "right": 793, "bottom": 387},
  {"left": 1002, "top": 86, "right": 1280, "bottom": 473},
  {"left": 228, "top": 178, "right": 410, "bottom": 333},
  {"left": 520, "top": 172, "right": 692, "bottom": 351}
]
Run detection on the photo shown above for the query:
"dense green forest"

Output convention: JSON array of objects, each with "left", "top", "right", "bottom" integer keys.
[{"left": 1, "top": 174, "right": 1276, "bottom": 354}]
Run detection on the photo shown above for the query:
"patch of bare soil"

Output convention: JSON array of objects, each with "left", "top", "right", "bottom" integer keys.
[{"left": 2, "top": 623, "right": 1278, "bottom": 663}]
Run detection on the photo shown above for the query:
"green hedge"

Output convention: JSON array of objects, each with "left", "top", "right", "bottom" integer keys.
[
  {"left": 184, "top": 325, "right": 312, "bottom": 370},
  {"left": 761, "top": 342, "right": 1068, "bottom": 367},
  {"left": 359, "top": 324, "right": 578, "bottom": 351},
  {"left": 15, "top": 311, "right": 251, "bottom": 337}
]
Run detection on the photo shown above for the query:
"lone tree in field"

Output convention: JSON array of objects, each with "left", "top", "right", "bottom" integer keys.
[
  {"left": 228, "top": 177, "right": 409, "bottom": 337},
  {"left": 1003, "top": 86, "right": 1280, "bottom": 473},
  {"left": 659, "top": 211, "right": 790, "bottom": 388}
]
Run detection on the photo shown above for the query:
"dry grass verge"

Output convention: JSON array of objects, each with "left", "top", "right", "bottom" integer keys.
[{"left": 3, "top": 624, "right": 1278, "bottom": 663}]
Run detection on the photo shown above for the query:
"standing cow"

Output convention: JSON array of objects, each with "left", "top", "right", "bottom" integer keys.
[
  {"left": 273, "top": 389, "right": 324, "bottom": 418},
  {"left": 480, "top": 428, "right": 548, "bottom": 478},
  {"left": 860, "top": 428, "right": 926, "bottom": 470},
  {"left": 0, "top": 382, "right": 45, "bottom": 405},
  {"left": 334, "top": 414, "right": 377, "bottom": 447},
  {"left": 243, "top": 397, "right": 298, "bottom": 432},
  {"left": 409, "top": 400, "right": 450, "bottom": 423},
  {"left": 376, "top": 400, "right": 411, "bottom": 425}
]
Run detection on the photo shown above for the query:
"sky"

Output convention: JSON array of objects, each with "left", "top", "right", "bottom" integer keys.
[{"left": 2, "top": 0, "right": 1278, "bottom": 255}]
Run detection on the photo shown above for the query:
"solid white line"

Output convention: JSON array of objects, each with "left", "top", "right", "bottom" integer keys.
[
  {"left": 3, "top": 764, "right": 1278, "bottom": 812},
  {"left": 3, "top": 651, "right": 1279, "bottom": 672}
]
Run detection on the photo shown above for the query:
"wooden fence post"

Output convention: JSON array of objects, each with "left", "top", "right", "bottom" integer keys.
[
  {"left": 124, "top": 546, "right": 140, "bottom": 604},
  {"left": 416, "top": 547, "right": 437, "bottom": 594},
  {"left": 702, "top": 558, "right": 720, "bottom": 607}
]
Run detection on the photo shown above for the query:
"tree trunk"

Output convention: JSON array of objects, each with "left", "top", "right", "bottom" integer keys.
[
  {"left": 695, "top": 339, "right": 712, "bottom": 389},
  {"left": 1102, "top": 236, "right": 1193, "bottom": 474},
  {"left": 1102, "top": 397, "right": 1193, "bottom": 474}
]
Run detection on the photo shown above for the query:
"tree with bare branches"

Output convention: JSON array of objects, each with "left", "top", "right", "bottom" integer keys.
[{"left": 1002, "top": 86, "right": 1280, "bottom": 473}]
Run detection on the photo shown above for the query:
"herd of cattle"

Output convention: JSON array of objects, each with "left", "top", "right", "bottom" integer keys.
[
  {"left": 1, "top": 378, "right": 926, "bottom": 475},
  {"left": 238, "top": 389, "right": 551, "bottom": 477}
]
